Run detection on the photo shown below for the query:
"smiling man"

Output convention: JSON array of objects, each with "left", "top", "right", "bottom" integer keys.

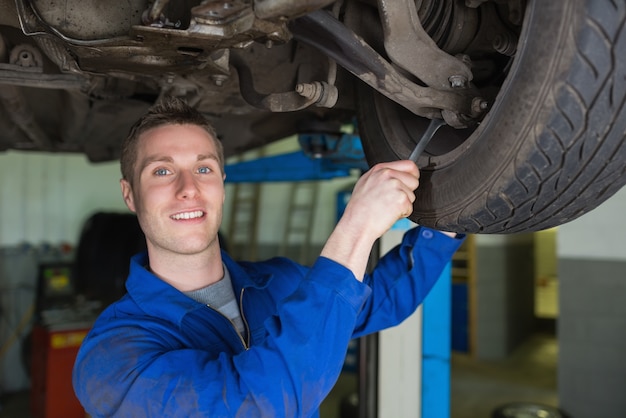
[
  {"left": 73, "top": 98, "right": 464, "bottom": 417},
  {"left": 120, "top": 122, "right": 227, "bottom": 291}
]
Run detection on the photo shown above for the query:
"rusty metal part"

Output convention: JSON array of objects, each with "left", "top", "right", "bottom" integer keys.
[
  {"left": 377, "top": 0, "right": 472, "bottom": 90},
  {"left": 0, "top": 69, "right": 86, "bottom": 89},
  {"left": 18, "top": 0, "right": 290, "bottom": 47},
  {"left": 191, "top": 0, "right": 256, "bottom": 37},
  {"left": 471, "top": 96, "right": 489, "bottom": 116},
  {"left": 0, "top": 41, "right": 83, "bottom": 89},
  {"left": 0, "top": 0, "right": 19, "bottom": 27},
  {"left": 144, "top": 0, "right": 172, "bottom": 25},
  {"left": 231, "top": 53, "right": 338, "bottom": 111},
  {"left": 295, "top": 81, "right": 338, "bottom": 107},
  {"left": 289, "top": 10, "right": 476, "bottom": 120},
  {"left": 15, "top": 0, "right": 291, "bottom": 83},
  {"left": 0, "top": 34, "right": 7, "bottom": 62},
  {"left": 0, "top": 85, "right": 50, "bottom": 148},
  {"left": 28, "top": 0, "right": 145, "bottom": 40},
  {"left": 33, "top": 36, "right": 82, "bottom": 73},
  {"left": 416, "top": 0, "right": 480, "bottom": 54},
  {"left": 254, "top": 0, "right": 337, "bottom": 20},
  {"left": 9, "top": 43, "right": 43, "bottom": 68}
]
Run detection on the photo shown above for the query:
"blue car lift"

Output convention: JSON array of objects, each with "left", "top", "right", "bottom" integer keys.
[
  {"left": 224, "top": 132, "right": 451, "bottom": 418},
  {"left": 224, "top": 132, "right": 368, "bottom": 183}
]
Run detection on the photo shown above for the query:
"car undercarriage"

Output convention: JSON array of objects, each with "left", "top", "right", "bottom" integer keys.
[{"left": 1, "top": 0, "right": 625, "bottom": 233}]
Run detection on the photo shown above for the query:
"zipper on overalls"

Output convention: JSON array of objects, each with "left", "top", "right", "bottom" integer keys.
[
  {"left": 206, "top": 298, "right": 250, "bottom": 350},
  {"left": 239, "top": 288, "right": 251, "bottom": 348}
]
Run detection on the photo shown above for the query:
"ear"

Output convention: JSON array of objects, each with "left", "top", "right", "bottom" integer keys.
[{"left": 120, "top": 179, "right": 137, "bottom": 213}]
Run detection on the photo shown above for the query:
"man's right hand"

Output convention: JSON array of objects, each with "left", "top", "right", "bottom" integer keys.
[{"left": 320, "top": 160, "right": 420, "bottom": 281}]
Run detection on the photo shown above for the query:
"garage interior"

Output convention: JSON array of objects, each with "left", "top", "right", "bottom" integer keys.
[{"left": 0, "top": 135, "right": 625, "bottom": 418}]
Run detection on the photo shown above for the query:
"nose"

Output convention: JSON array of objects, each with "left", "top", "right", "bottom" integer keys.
[{"left": 176, "top": 171, "right": 199, "bottom": 200}]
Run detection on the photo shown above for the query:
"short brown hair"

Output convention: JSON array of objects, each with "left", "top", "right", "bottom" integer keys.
[{"left": 120, "top": 97, "right": 224, "bottom": 185}]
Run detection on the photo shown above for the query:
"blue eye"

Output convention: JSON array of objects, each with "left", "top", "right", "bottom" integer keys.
[
  {"left": 198, "top": 166, "right": 211, "bottom": 174},
  {"left": 154, "top": 168, "right": 170, "bottom": 176}
]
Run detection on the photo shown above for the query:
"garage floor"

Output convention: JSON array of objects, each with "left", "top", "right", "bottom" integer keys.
[
  {"left": 0, "top": 391, "right": 30, "bottom": 418},
  {"left": 320, "top": 332, "right": 558, "bottom": 418},
  {"left": 451, "top": 333, "right": 558, "bottom": 418},
  {"left": 0, "top": 333, "right": 557, "bottom": 418}
]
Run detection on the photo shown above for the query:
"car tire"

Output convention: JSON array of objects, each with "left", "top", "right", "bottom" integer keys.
[{"left": 357, "top": 0, "right": 626, "bottom": 233}]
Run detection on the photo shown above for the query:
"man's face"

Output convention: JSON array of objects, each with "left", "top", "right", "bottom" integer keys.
[{"left": 120, "top": 123, "right": 226, "bottom": 258}]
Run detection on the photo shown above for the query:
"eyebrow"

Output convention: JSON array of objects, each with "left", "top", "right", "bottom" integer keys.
[
  {"left": 196, "top": 153, "right": 220, "bottom": 164},
  {"left": 138, "top": 153, "right": 220, "bottom": 174},
  {"left": 138, "top": 155, "right": 173, "bottom": 175}
]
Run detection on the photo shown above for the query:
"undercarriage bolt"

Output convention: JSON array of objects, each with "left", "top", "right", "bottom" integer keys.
[
  {"left": 296, "top": 82, "right": 338, "bottom": 108},
  {"left": 211, "top": 74, "right": 228, "bottom": 86},
  {"left": 449, "top": 75, "right": 468, "bottom": 88},
  {"left": 471, "top": 97, "right": 489, "bottom": 115},
  {"left": 295, "top": 82, "right": 318, "bottom": 99}
]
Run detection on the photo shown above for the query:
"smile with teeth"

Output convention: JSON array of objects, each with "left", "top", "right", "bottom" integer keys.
[{"left": 171, "top": 210, "right": 205, "bottom": 220}]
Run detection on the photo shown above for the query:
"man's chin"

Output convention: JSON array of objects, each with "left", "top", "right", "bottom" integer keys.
[
  {"left": 175, "top": 242, "right": 215, "bottom": 256},
  {"left": 149, "top": 237, "right": 217, "bottom": 257}
]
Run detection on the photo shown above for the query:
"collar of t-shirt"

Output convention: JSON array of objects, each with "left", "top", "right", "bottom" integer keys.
[{"left": 183, "top": 265, "right": 245, "bottom": 335}]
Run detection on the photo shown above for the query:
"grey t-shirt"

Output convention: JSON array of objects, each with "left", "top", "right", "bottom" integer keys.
[{"left": 184, "top": 266, "right": 245, "bottom": 335}]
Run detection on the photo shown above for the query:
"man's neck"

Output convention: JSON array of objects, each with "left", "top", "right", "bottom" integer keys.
[{"left": 146, "top": 245, "right": 224, "bottom": 292}]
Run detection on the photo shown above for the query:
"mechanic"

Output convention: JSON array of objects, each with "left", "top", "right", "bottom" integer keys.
[{"left": 72, "top": 98, "right": 464, "bottom": 417}]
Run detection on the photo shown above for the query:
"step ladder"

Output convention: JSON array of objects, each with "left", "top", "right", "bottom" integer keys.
[{"left": 279, "top": 181, "right": 319, "bottom": 265}]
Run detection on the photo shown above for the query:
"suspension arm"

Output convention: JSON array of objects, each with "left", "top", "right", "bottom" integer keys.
[
  {"left": 288, "top": 10, "right": 475, "bottom": 120},
  {"left": 377, "top": 0, "right": 473, "bottom": 89}
]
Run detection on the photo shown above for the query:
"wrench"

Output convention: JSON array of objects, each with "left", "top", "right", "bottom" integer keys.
[{"left": 408, "top": 118, "right": 446, "bottom": 163}]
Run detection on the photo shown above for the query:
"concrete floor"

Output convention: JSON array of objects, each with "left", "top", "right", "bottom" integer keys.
[
  {"left": 451, "top": 333, "right": 558, "bottom": 418},
  {"left": 0, "top": 333, "right": 557, "bottom": 418},
  {"left": 320, "top": 332, "right": 558, "bottom": 418},
  {"left": 0, "top": 391, "right": 30, "bottom": 418}
]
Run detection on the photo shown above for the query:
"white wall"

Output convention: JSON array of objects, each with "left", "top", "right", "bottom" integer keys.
[
  {"left": 557, "top": 187, "right": 626, "bottom": 261},
  {"left": 0, "top": 151, "right": 129, "bottom": 246}
]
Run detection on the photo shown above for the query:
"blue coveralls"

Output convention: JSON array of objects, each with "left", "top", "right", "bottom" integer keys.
[{"left": 73, "top": 226, "right": 463, "bottom": 417}]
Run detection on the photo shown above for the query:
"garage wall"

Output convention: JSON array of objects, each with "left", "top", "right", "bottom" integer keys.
[
  {"left": 0, "top": 151, "right": 127, "bottom": 246},
  {"left": 473, "top": 234, "right": 536, "bottom": 360},
  {"left": 557, "top": 187, "right": 626, "bottom": 418},
  {"left": 0, "top": 151, "right": 128, "bottom": 392}
]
